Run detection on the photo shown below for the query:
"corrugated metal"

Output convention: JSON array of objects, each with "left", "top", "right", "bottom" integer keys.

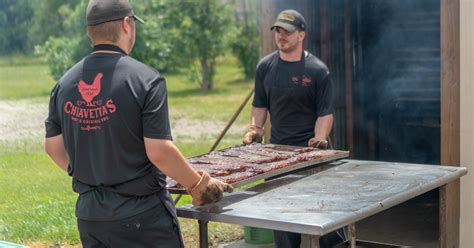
[
  {"left": 354, "top": 0, "right": 440, "bottom": 163},
  {"left": 327, "top": 0, "right": 347, "bottom": 150},
  {"left": 262, "top": 0, "right": 441, "bottom": 164}
]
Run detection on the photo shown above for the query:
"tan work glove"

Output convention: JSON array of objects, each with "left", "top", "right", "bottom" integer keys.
[
  {"left": 188, "top": 171, "right": 234, "bottom": 206},
  {"left": 243, "top": 125, "right": 264, "bottom": 145},
  {"left": 308, "top": 138, "right": 329, "bottom": 149}
]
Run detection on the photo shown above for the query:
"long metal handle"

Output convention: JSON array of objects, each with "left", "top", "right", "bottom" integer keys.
[{"left": 209, "top": 88, "right": 254, "bottom": 152}]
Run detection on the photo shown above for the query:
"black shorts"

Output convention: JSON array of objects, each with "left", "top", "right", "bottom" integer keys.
[{"left": 77, "top": 202, "right": 184, "bottom": 248}]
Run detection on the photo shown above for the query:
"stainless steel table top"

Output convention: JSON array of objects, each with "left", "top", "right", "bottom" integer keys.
[{"left": 176, "top": 159, "right": 467, "bottom": 236}]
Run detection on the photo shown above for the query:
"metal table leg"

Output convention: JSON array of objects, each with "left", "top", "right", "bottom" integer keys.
[
  {"left": 348, "top": 223, "right": 356, "bottom": 248},
  {"left": 198, "top": 220, "right": 209, "bottom": 248},
  {"left": 301, "top": 234, "right": 321, "bottom": 248}
]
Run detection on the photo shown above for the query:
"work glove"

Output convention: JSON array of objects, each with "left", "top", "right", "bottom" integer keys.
[
  {"left": 243, "top": 125, "right": 264, "bottom": 145},
  {"left": 188, "top": 170, "right": 234, "bottom": 206},
  {"left": 308, "top": 138, "right": 329, "bottom": 149}
]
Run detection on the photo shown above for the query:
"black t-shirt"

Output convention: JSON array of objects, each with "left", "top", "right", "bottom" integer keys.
[
  {"left": 253, "top": 51, "right": 334, "bottom": 147},
  {"left": 45, "top": 47, "right": 172, "bottom": 221}
]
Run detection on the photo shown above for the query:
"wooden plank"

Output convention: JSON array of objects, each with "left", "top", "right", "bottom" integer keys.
[
  {"left": 440, "top": 0, "right": 460, "bottom": 247},
  {"left": 459, "top": 0, "right": 474, "bottom": 246},
  {"left": 260, "top": 0, "right": 276, "bottom": 143},
  {"left": 344, "top": 0, "right": 354, "bottom": 157}
]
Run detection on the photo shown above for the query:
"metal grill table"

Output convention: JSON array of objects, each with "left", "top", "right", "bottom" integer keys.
[{"left": 176, "top": 159, "right": 468, "bottom": 248}]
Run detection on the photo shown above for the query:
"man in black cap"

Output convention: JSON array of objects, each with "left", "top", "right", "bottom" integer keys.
[
  {"left": 44, "top": 0, "right": 232, "bottom": 247},
  {"left": 243, "top": 9, "right": 345, "bottom": 248}
]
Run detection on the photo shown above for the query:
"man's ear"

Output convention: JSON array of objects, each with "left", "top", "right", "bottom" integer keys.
[
  {"left": 299, "top": 31, "right": 306, "bottom": 41},
  {"left": 122, "top": 16, "right": 133, "bottom": 34}
]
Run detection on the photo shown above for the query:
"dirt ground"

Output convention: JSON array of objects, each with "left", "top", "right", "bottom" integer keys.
[
  {"left": 0, "top": 99, "right": 246, "bottom": 144},
  {"left": 0, "top": 99, "right": 48, "bottom": 142}
]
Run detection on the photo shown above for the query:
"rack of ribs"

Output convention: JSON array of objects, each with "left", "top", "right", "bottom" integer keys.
[{"left": 167, "top": 144, "right": 347, "bottom": 191}]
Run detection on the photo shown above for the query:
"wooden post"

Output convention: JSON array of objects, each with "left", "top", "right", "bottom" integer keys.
[
  {"left": 260, "top": 0, "right": 277, "bottom": 57},
  {"left": 344, "top": 0, "right": 354, "bottom": 156},
  {"left": 459, "top": 0, "right": 474, "bottom": 246},
  {"left": 440, "top": 0, "right": 460, "bottom": 247},
  {"left": 260, "top": 0, "right": 276, "bottom": 143}
]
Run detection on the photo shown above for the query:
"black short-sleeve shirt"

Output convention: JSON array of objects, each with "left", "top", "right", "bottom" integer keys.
[
  {"left": 45, "top": 51, "right": 172, "bottom": 221},
  {"left": 253, "top": 51, "right": 334, "bottom": 146}
]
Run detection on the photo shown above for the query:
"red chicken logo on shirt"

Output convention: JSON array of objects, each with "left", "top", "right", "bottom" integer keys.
[{"left": 78, "top": 73, "right": 102, "bottom": 106}]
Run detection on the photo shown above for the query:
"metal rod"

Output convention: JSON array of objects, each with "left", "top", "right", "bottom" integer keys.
[
  {"left": 174, "top": 194, "right": 183, "bottom": 205},
  {"left": 209, "top": 88, "right": 254, "bottom": 152},
  {"left": 348, "top": 223, "right": 356, "bottom": 248},
  {"left": 198, "top": 220, "right": 209, "bottom": 248}
]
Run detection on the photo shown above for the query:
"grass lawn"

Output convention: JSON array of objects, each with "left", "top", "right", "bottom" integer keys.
[{"left": 0, "top": 55, "right": 254, "bottom": 247}]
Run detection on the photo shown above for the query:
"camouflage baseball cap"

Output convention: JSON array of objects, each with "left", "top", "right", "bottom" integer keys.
[{"left": 271, "top": 9, "right": 306, "bottom": 33}]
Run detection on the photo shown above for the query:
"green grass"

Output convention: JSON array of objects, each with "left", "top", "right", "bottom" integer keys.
[
  {"left": 0, "top": 152, "right": 79, "bottom": 243},
  {"left": 0, "top": 56, "right": 56, "bottom": 99},
  {"left": 0, "top": 55, "right": 252, "bottom": 246}
]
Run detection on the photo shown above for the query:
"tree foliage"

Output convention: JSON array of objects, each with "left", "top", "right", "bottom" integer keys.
[
  {"left": 229, "top": 0, "right": 260, "bottom": 79},
  {"left": 131, "top": 0, "right": 187, "bottom": 73},
  {"left": 135, "top": 0, "right": 233, "bottom": 90},
  {"left": 0, "top": 0, "right": 34, "bottom": 54},
  {"left": 3, "top": 0, "right": 261, "bottom": 91},
  {"left": 35, "top": 1, "right": 90, "bottom": 80},
  {"left": 172, "top": 0, "right": 233, "bottom": 90},
  {"left": 28, "top": 0, "right": 80, "bottom": 47}
]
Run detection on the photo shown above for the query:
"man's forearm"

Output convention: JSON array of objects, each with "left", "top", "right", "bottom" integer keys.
[
  {"left": 144, "top": 138, "right": 201, "bottom": 190},
  {"left": 314, "top": 114, "right": 334, "bottom": 140},
  {"left": 250, "top": 107, "right": 267, "bottom": 128},
  {"left": 45, "top": 135, "right": 69, "bottom": 172}
]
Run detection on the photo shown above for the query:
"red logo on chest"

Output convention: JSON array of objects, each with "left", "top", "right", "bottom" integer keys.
[
  {"left": 291, "top": 75, "right": 312, "bottom": 86},
  {"left": 302, "top": 75, "right": 312, "bottom": 86}
]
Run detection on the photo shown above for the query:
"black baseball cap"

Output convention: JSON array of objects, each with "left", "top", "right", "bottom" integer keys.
[
  {"left": 271, "top": 9, "right": 306, "bottom": 33},
  {"left": 86, "top": 0, "right": 144, "bottom": 26}
]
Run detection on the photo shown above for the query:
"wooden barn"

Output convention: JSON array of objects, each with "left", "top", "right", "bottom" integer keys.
[{"left": 258, "top": 0, "right": 473, "bottom": 246}]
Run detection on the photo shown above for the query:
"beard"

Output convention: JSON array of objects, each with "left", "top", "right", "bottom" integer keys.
[{"left": 277, "top": 39, "right": 299, "bottom": 53}]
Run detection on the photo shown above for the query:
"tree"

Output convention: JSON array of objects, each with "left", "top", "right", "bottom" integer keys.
[
  {"left": 35, "top": 1, "right": 90, "bottom": 80},
  {"left": 229, "top": 0, "right": 260, "bottom": 79},
  {"left": 28, "top": 0, "right": 80, "bottom": 47},
  {"left": 38, "top": 0, "right": 233, "bottom": 91},
  {"left": 169, "top": 0, "right": 233, "bottom": 91},
  {"left": 131, "top": 0, "right": 187, "bottom": 73},
  {"left": 0, "top": 0, "right": 33, "bottom": 54}
]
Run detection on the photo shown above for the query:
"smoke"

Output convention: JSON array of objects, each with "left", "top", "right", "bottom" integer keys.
[
  {"left": 269, "top": 0, "right": 441, "bottom": 163},
  {"left": 355, "top": 0, "right": 441, "bottom": 164}
]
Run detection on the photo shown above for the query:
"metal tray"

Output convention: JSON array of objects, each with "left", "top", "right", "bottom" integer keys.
[{"left": 167, "top": 148, "right": 349, "bottom": 194}]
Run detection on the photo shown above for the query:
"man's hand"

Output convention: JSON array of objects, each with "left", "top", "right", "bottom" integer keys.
[
  {"left": 188, "top": 171, "right": 234, "bottom": 206},
  {"left": 243, "top": 125, "right": 264, "bottom": 145},
  {"left": 308, "top": 138, "right": 329, "bottom": 149}
]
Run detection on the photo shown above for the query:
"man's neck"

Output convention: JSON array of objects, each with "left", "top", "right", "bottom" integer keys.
[
  {"left": 93, "top": 41, "right": 129, "bottom": 54},
  {"left": 279, "top": 46, "right": 303, "bottom": 62}
]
